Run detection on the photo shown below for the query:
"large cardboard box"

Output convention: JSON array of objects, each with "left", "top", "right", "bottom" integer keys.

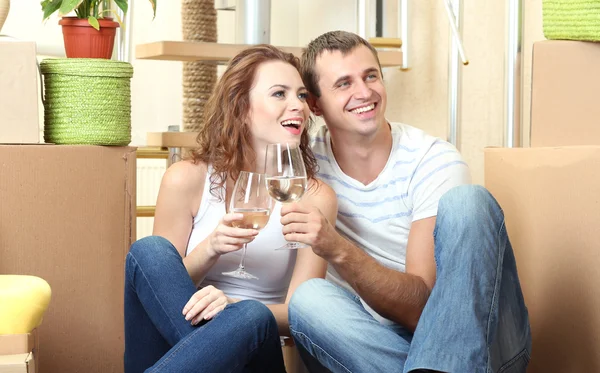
[
  {"left": 485, "top": 146, "right": 600, "bottom": 373},
  {"left": 0, "top": 146, "right": 136, "bottom": 372},
  {"left": 530, "top": 41, "right": 600, "bottom": 147},
  {"left": 0, "top": 42, "right": 40, "bottom": 144}
]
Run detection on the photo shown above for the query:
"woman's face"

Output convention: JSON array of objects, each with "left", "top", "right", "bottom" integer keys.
[{"left": 246, "top": 60, "right": 310, "bottom": 154}]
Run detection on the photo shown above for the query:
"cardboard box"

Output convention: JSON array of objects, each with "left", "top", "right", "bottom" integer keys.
[
  {"left": 0, "top": 41, "right": 40, "bottom": 144},
  {"left": 0, "top": 146, "right": 136, "bottom": 373},
  {"left": 485, "top": 146, "right": 600, "bottom": 373},
  {"left": 0, "top": 353, "right": 35, "bottom": 373},
  {"left": 530, "top": 41, "right": 600, "bottom": 147}
]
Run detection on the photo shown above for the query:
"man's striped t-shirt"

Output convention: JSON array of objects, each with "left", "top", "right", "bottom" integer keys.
[{"left": 310, "top": 121, "right": 471, "bottom": 325}]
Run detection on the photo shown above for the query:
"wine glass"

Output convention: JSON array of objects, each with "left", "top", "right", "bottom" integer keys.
[
  {"left": 265, "top": 143, "right": 309, "bottom": 250},
  {"left": 222, "top": 171, "right": 272, "bottom": 280}
]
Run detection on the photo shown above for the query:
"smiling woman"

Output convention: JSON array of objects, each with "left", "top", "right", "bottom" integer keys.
[{"left": 123, "top": 44, "right": 338, "bottom": 372}]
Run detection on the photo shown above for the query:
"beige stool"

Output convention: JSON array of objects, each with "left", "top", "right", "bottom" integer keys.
[{"left": 0, "top": 275, "right": 51, "bottom": 334}]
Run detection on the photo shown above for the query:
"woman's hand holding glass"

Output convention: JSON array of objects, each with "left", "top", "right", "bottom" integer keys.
[
  {"left": 222, "top": 171, "right": 273, "bottom": 280},
  {"left": 206, "top": 213, "right": 259, "bottom": 257}
]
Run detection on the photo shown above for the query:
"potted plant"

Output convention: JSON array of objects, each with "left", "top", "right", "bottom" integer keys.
[{"left": 41, "top": 0, "right": 156, "bottom": 59}]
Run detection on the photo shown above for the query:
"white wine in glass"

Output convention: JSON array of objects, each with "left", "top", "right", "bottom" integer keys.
[
  {"left": 265, "top": 143, "right": 309, "bottom": 250},
  {"left": 222, "top": 171, "right": 272, "bottom": 280},
  {"left": 230, "top": 208, "right": 271, "bottom": 230},
  {"left": 266, "top": 176, "right": 307, "bottom": 203}
]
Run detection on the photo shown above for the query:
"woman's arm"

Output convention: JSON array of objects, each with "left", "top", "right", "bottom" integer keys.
[
  {"left": 266, "top": 180, "right": 338, "bottom": 336},
  {"left": 152, "top": 161, "right": 218, "bottom": 284}
]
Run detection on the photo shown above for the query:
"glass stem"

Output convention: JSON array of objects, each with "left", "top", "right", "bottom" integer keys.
[{"left": 239, "top": 243, "right": 248, "bottom": 270}]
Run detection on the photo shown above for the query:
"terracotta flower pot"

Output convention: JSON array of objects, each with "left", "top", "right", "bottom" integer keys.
[{"left": 59, "top": 17, "right": 119, "bottom": 59}]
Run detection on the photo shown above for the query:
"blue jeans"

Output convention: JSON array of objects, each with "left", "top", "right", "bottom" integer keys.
[
  {"left": 288, "top": 185, "right": 531, "bottom": 373},
  {"left": 124, "top": 235, "right": 286, "bottom": 373}
]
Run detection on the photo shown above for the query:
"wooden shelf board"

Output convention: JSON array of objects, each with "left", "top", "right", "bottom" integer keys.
[{"left": 136, "top": 41, "right": 403, "bottom": 67}]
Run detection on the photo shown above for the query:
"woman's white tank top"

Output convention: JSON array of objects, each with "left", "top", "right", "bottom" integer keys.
[{"left": 186, "top": 167, "right": 297, "bottom": 304}]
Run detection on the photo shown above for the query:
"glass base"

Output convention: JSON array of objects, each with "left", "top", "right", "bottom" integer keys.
[
  {"left": 222, "top": 268, "right": 259, "bottom": 280},
  {"left": 275, "top": 242, "right": 310, "bottom": 250}
]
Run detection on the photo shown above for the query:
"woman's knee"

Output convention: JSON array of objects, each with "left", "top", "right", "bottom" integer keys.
[
  {"left": 129, "top": 236, "right": 175, "bottom": 259},
  {"left": 127, "top": 236, "right": 179, "bottom": 271},
  {"left": 235, "top": 299, "right": 277, "bottom": 329}
]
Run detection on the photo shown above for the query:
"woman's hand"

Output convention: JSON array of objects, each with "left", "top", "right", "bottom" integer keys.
[
  {"left": 206, "top": 213, "right": 258, "bottom": 257},
  {"left": 182, "top": 285, "right": 236, "bottom": 325}
]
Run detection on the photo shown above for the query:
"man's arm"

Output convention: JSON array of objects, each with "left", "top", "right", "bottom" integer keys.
[
  {"left": 281, "top": 203, "right": 438, "bottom": 332},
  {"left": 325, "top": 216, "right": 437, "bottom": 332}
]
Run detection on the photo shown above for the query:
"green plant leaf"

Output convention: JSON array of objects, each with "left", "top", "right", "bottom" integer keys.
[
  {"left": 114, "top": 0, "right": 128, "bottom": 14},
  {"left": 59, "top": 0, "right": 85, "bottom": 16},
  {"left": 41, "top": 0, "right": 63, "bottom": 20},
  {"left": 88, "top": 15, "right": 100, "bottom": 30},
  {"left": 149, "top": 0, "right": 156, "bottom": 18}
]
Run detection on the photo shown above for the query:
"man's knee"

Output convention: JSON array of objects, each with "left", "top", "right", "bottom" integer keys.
[
  {"left": 289, "top": 278, "right": 332, "bottom": 320},
  {"left": 289, "top": 278, "right": 354, "bottom": 337},
  {"left": 438, "top": 185, "right": 504, "bottom": 227}
]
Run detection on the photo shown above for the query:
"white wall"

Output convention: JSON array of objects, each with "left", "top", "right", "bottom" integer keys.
[
  {"left": 2, "top": 0, "right": 547, "bottom": 183},
  {"left": 1, "top": 1, "right": 64, "bottom": 56}
]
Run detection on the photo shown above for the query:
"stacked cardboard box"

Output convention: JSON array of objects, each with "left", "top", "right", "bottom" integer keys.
[{"left": 485, "top": 40, "right": 600, "bottom": 372}]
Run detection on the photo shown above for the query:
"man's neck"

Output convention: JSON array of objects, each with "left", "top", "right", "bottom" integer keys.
[{"left": 329, "top": 123, "right": 393, "bottom": 185}]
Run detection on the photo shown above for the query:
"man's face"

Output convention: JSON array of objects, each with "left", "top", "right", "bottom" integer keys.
[{"left": 310, "top": 45, "right": 387, "bottom": 138}]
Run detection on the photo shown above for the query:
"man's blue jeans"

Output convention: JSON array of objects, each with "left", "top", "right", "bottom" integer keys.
[
  {"left": 289, "top": 185, "right": 531, "bottom": 373},
  {"left": 124, "top": 235, "right": 286, "bottom": 373}
]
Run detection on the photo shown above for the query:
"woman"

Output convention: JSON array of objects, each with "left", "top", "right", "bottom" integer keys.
[{"left": 124, "top": 45, "right": 338, "bottom": 372}]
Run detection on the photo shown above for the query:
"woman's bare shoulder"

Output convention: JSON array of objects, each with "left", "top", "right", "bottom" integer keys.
[
  {"left": 160, "top": 159, "right": 208, "bottom": 194},
  {"left": 303, "top": 178, "right": 337, "bottom": 215},
  {"left": 306, "top": 178, "right": 336, "bottom": 200}
]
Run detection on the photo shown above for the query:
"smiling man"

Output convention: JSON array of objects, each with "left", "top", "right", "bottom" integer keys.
[{"left": 281, "top": 31, "right": 531, "bottom": 373}]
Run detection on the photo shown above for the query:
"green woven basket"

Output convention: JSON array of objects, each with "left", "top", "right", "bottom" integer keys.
[
  {"left": 40, "top": 58, "right": 133, "bottom": 146},
  {"left": 543, "top": 0, "right": 600, "bottom": 41}
]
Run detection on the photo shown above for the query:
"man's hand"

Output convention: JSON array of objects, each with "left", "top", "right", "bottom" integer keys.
[
  {"left": 182, "top": 285, "right": 235, "bottom": 325},
  {"left": 280, "top": 202, "right": 341, "bottom": 261}
]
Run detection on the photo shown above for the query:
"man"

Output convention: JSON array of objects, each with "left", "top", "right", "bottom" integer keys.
[{"left": 280, "top": 31, "right": 531, "bottom": 373}]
